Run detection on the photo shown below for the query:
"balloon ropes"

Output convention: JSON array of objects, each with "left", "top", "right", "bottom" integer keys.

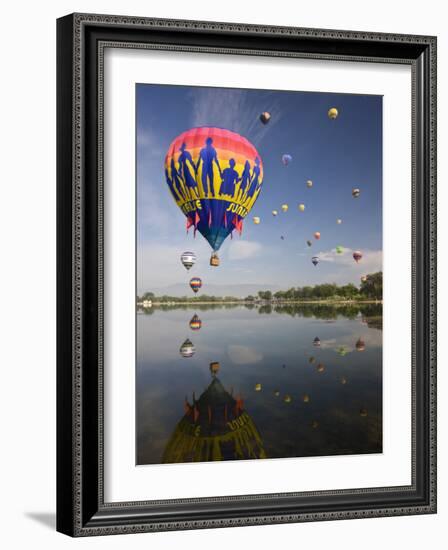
[{"left": 164, "top": 127, "right": 264, "bottom": 266}]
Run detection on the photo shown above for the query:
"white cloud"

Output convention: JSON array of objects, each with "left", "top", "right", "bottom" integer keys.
[
  {"left": 316, "top": 248, "right": 382, "bottom": 271},
  {"left": 227, "top": 240, "right": 262, "bottom": 261}
]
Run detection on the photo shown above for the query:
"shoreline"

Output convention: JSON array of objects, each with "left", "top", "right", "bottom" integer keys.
[{"left": 140, "top": 299, "right": 382, "bottom": 307}]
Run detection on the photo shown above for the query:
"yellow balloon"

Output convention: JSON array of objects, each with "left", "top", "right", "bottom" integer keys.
[
  {"left": 283, "top": 394, "right": 292, "bottom": 403},
  {"left": 281, "top": 204, "right": 289, "bottom": 212},
  {"left": 298, "top": 203, "right": 305, "bottom": 212},
  {"left": 255, "top": 383, "right": 262, "bottom": 391},
  {"left": 328, "top": 107, "right": 338, "bottom": 119},
  {"left": 306, "top": 180, "right": 313, "bottom": 188},
  {"left": 253, "top": 216, "right": 260, "bottom": 225}
]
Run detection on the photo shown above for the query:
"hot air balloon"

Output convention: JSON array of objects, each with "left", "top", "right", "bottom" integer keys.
[
  {"left": 356, "top": 338, "right": 366, "bottom": 352},
  {"left": 255, "top": 383, "right": 262, "bottom": 392},
  {"left": 307, "top": 240, "right": 313, "bottom": 247},
  {"left": 361, "top": 275, "right": 368, "bottom": 283},
  {"left": 180, "top": 338, "right": 195, "bottom": 358},
  {"left": 189, "top": 314, "right": 202, "bottom": 331},
  {"left": 281, "top": 204, "right": 289, "bottom": 212},
  {"left": 306, "top": 180, "right": 313, "bottom": 188},
  {"left": 253, "top": 216, "right": 260, "bottom": 224},
  {"left": 313, "top": 337, "right": 321, "bottom": 347},
  {"left": 274, "top": 390, "right": 280, "bottom": 397},
  {"left": 303, "top": 394, "right": 310, "bottom": 403},
  {"left": 298, "top": 203, "right": 305, "bottom": 212},
  {"left": 272, "top": 210, "right": 278, "bottom": 216},
  {"left": 259, "top": 111, "right": 271, "bottom": 125},
  {"left": 316, "top": 363, "right": 325, "bottom": 373},
  {"left": 352, "top": 188, "right": 360, "bottom": 198},
  {"left": 353, "top": 250, "right": 363, "bottom": 263},
  {"left": 336, "top": 245, "right": 344, "bottom": 254},
  {"left": 190, "top": 277, "right": 202, "bottom": 294},
  {"left": 314, "top": 231, "right": 321, "bottom": 240},
  {"left": 280, "top": 235, "right": 285, "bottom": 240},
  {"left": 283, "top": 394, "right": 292, "bottom": 403},
  {"left": 282, "top": 154, "right": 292, "bottom": 166},
  {"left": 340, "top": 376, "right": 348, "bottom": 385},
  {"left": 312, "top": 256, "right": 319, "bottom": 266},
  {"left": 360, "top": 408, "right": 368, "bottom": 417},
  {"left": 165, "top": 128, "right": 264, "bottom": 266},
  {"left": 180, "top": 251, "right": 196, "bottom": 270},
  {"left": 336, "top": 346, "right": 348, "bottom": 357},
  {"left": 328, "top": 107, "right": 338, "bottom": 119},
  {"left": 336, "top": 218, "right": 342, "bottom": 225},
  {"left": 309, "top": 356, "right": 316, "bottom": 364}
]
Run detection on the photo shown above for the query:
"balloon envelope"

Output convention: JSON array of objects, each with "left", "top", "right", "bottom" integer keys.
[
  {"left": 307, "top": 240, "right": 312, "bottom": 247},
  {"left": 306, "top": 180, "right": 313, "bottom": 188},
  {"left": 181, "top": 251, "right": 196, "bottom": 270},
  {"left": 312, "top": 256, "right": 319, "bottom": 266},
  {"left": 328, "top": 107, "right": 338, "bottom": 119},
  {"left": 165, "top": 127, "right": 263, "bottom": 254},
  {"left": 253, "top": 216, "right": 260, "bottom": 224},
  {"left": 314, "top": 232, "right": 321, "bottom": 240},
  {"left": 190, "top": 277, "right": 202, "bottom": 293},
  {"left": 272, "top": 210, "right": 278, "bottom": 216},
  {"left": 353, "top": 251, "right": 363, "bottom": 263},
  {"left": 189, "top": 314, "right": 202, "bottom": 331},
  {"left": 336, "top": 245, "right": 344, "bottom": 254},
  {"left": 352, "top": 188, "right": 360, "bottom": 198},
  {"left": 298, "top": 203, "right": 305, "bottom": 212},
  {"left": 281, "top": 204, "right": 289, "bottom": 212},
  {"left": 180, "top": 339, "right": 195, "bottom": 358},
  {"left": 282, "top": 154, "right": 292, "bottom": 166},
  {"left": 259, "top": 111, "right": 271, "bottom": 124}
]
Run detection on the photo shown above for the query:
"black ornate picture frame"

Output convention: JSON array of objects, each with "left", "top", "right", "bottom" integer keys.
[{"left": 57, "top": 13, "right": 437, "bottom": 536}]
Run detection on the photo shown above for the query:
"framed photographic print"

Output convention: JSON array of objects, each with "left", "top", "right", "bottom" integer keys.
[{"left": 57, "top": 13, "right": 437, "bottom": 536}]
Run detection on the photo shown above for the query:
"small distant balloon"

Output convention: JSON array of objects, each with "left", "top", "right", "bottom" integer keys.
[
  {"left": 336, "top": 245, "right": 344, "bottom": 254},
  {"left": 337, "top": 346, "right": 348, "bottom": 357},
  {"left": 314, "top": 231, "right": 321, "bottom": 240},
  {"left": 356, "top": 338, "right": 366, "bottom": 352},
  {"left": 283, "top": 394, "right": 292, "bottom": 403},
  {"left": 189, "top": 277, "right": 202, "bottom": 294},
  {"left": 181, "top": 251, "right": 196, "bottom": 270},
  {"left": 360, "top": 408, "right": 368, "bottom": 417},
  {"left": 298, "top": 203, "right": 305, "bottom": 212},
  {"left": 272, "top": 210, "right": 278, "bottom": 216},
  {"left": 311, "top": 256, "right": 319, "bottom": 267},
  {"left": 313, "top": 337, "right": 321, "bottom": 347},
  {"left": 307, "top": 240, "right": 313, "bottom": 247},
  {"left": 180, "top": 338, "right": 195, "bottom": 358},
  {"left": 328, "top": 107, "right": 339, "bottom": 119},
  {"left": 303, "top": 394, "right": 310, "bottom": 403},
  {"left": 189, "top": 314, "right": 202, "bottom": 331},
  {"left": 316, "top": 363, "right": 325, "bottom": 373},
  {"left": 255, "top": 383, "right": 262, "bottom": 392},
  {"left": 336, "top": 218, "right": 342, "bottom": 225},
  {"left": 281, "top": 204, "right": 289, "bottom": 212},
  {"left": 306, "top": 180, "right": 313, "bottom": 188},
  {"left": 274, "top": 390, "right": 280, "bottom": 397},
  {"left": 341, "top": 376, "right": 348, "bottom": 385},
  {"left": 280, "top": 235, "right": 285, "bottom": 240},
  {"left": 253, "top": 216, "right": 260, "bottom": 225},
  {"left": 309, "top": 356, "right": 316, "bottom": 364},
  {"left": 282, "top": 154, "right": 292, "bottom": 166},
  {"left": 259, "top": 111, "right": 271, "bottom": 125},
  {"left": 353, "top": 250, "right": 363, "bottom": 263},
  {"left": 352, "top": 188, "right": 361, "bottom": 198}
]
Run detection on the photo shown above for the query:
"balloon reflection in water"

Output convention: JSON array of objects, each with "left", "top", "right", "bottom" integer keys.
[
  {"left": 316, "top": 363, "right": 325, "bottom": 373},
  {"left": 356, "top": 338, "right": 366, "bottom": 352},
  {"left": 189, "top": 314, "right": 202, "bottom": 331},
  {"left": 179, "top": 339, "right": 195, "bottom": 358},
  {"left": 283, "top": 394, "right": 292, "bottom": 404},
  {"left": 161, "top": 370, "right": 266, "bottom": 463},
  {"left": 313, "top": 337, "right": 321, "bottom": 347}
]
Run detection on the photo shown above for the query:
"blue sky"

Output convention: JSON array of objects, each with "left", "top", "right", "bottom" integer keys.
[{"left": 136, "top": 84, "right": 382, "bottom": 297}]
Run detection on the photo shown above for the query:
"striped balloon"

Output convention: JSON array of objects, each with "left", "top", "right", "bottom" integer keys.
[
  {"left": 189, "top": 314, "right": 202, "bottom": 331},
  {"left": 189, "top": 277, "right": 202, "bottom": 294},
  {"left": 165, "top": 127, "right": 263, "bottom": 256},
  {"left": 180, "top": 251, "right": 196, "bottom": 270},
  {"left": 180, "top": 339, "right": 195, "bottom": 358}
]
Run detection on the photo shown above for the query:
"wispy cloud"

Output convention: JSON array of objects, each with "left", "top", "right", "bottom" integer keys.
[
  {"left": 227, "top": 345, "right": 263, "bottom": 365},
  {"left": 227, "top": 240, "right": 262, "bottom": 261},
  {"left": 190, "top": 88, "right": 283, "bottom": 146},
  {"left": 316, "top": 248, "right": 382, "bottom": 270}
]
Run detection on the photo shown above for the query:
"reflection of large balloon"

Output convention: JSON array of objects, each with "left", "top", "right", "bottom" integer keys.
[
  {"left": 314, "top": 231, "right": 321, "bottom": 240},
  {"left": 180, "top": 251, "right": 196, "bottom": 270},
  {"left": 259, "top": 111, "right": 271, "bottom": 125},
  {"left": 353, "top": 251, "right": 363, "bottom": 263},
  {"left": 190, "top": 277, "right": 202, "bottom": 293},
  {"left": 189, "top": 314, "right": 202, "bottom": 331},
  {"left": 180, "top": 339, "right": 195, "bottom": 358},
  {"left": 282, "top": 154, "right": 292, "bottom": 166},
  {"left": 165, "top": 128, "right": 264, "bottom": 265},
  {"left": 328, "top": 107, "right": 338, "bottom": 119},
  {"left": 312, "top": 256, "right": 319, "bottom": 266}
]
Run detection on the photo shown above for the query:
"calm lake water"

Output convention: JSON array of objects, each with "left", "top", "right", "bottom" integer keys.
[{"left": 136, "top": 303, "right": 382, "bottom": 465}]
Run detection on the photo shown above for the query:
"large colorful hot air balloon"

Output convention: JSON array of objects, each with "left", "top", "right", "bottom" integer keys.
[
  {"left": 282, "top": 154, "right": 292, "bottom": 166},
  {"left": 165, "top": 128, "right": 264, "bottom": 265},
  {"left": 180, "top": 251, "right": 196, "bottom": 270},
  {"left": 353, "top": 251, "right": 363, "bottom": 263},
  {"left": 190, "top": 277, "right": 202, "bottom": 293}
]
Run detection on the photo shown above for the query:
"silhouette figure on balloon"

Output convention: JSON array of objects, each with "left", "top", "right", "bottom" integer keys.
[
  {"left": 177, "top": 143, "right": 198, "bottom": 199},
  {"left": 196, "top": 137, "right": 222, "bottom": 197},
  {"left": 220, "top": 159, "right": 241, "bottom": 197}
]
